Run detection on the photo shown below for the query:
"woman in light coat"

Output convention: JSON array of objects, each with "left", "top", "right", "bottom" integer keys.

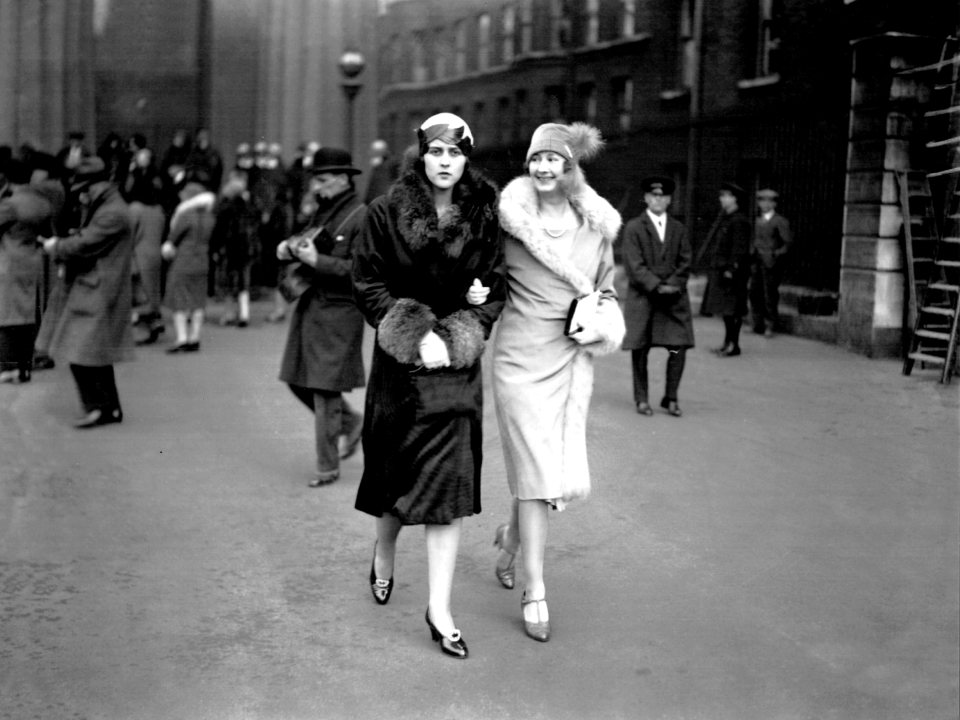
[
  {"left": 353, "top": 113, "right": 505, "bottom": 659},
  {"left": 491, "top": 122, "right": 624, "bottom": 642},
  {"left": 0, "top": 160, "right": 63, "bottom": 383},
  {"left": 162, "top": 176, "right": 217, "bottom": 352}
]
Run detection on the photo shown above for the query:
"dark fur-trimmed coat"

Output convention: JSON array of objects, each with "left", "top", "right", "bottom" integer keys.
[{"left": 352, "top": 164, "right": 505, "bottom": 524}]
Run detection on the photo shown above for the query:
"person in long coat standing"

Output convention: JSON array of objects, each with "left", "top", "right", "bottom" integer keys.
[
  {"left": 162, "top": 174, "right": 217, "bottom": 352},
  {"left": 353, "top": 113, "right": 505, "bottom": 659},
  {"left": 491, "top": 122, "right": 624, "bottom": 642},
  {"left": 0, "top": 160, "right": 63, "bottom": 383},
  {"left": 277, "top": 147, "right": 367, "bottom": 487},
  {"left": 698, "top": 181, "right": 752, "bottom": 356},
  {"left": 621, "top": 176, "right": 695, "bottom": 417},
  {"left": 42, "top": 157, "right": 133, "bottom": 428}
]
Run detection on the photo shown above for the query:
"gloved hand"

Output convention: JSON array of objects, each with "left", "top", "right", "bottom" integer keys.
[
  {"left": 466, "top": 277, "right": 490, "bottom": 305},
  {"left": 418, "top": 331, "right": 451, "bottom": 369}
]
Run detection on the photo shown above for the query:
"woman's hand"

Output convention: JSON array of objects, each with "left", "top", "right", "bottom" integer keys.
[
  {"left": 418, "top": 331, "right": 451, "bottom": 369},
  {"left": 569, "top": 326, "right": 604, "bottom": 345},
  {"left": 161, "top": 241, "right": 176, "bottom": 261},
  {"left": 39, "top": 237, "right": 58, "bottom": 255},
  {"left": 465, "top": 277, "right": 490, "bottom": 305}
]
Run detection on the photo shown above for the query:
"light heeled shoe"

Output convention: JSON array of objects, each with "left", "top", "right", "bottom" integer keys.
[
  {"left": 493, "top": 523, "right": 517, "bottom": 589},
  {"left": 521, "top": 594, "right": 550, "bottom": 642},
  {"left": 425, "top": 609, "right": 468, "bottom": 659}
]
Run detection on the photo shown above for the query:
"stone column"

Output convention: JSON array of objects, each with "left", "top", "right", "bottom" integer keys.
[
  {"left": 0, "top": 0, "right": 95, "bottom": 153},
  {"left": 839, "top": 33, "right": 936, "bottom": 357}
]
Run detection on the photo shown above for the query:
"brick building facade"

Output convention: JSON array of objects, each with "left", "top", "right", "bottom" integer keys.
[{"left": 375, "top": 0, "right": 957, "bottom": 357}]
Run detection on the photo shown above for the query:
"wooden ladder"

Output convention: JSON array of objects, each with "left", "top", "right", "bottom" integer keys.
[{"left": 901, "top": 41, "right": 960, "bottom": 383}]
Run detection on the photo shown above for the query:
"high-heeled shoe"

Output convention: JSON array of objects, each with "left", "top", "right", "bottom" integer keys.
[
  {"left": 493, "top": 523, "right": 517, "bottom": 589},
  {"left": 425, "top": 608, "right": 468, "bottom": 659},
  {"left": 368, "top": 542, "right": 393, "bottom": 605},
  {"left": 521, "top": 594, "right": 550, "bottom": 642}
]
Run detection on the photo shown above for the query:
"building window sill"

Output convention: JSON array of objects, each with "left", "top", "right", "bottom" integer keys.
[
  {"left": 737, "top": 74, "right": 781, "bottom": 90},
  {"left": 659, "top": 87, "right": 690, "bottom": 102}
]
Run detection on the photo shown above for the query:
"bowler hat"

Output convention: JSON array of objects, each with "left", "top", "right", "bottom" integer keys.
[
  {"left": 641, "top": 175, "right": 675, "bottom": 195},
  {"left": 69, "top": 157, "right": 109, "bottom": 191},
  {"left": 311, "top": 147, "right": 361, "bottom": 175},
  {"left": 756, "top": 188, "right": 779, "bottom": 200}
]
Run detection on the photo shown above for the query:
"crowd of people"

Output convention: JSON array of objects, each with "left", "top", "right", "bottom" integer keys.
[{"left": 0, "top": 112, "right": 793, "bottom": 659}]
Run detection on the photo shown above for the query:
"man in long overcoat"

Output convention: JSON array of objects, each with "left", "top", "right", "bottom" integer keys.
[
  {"left": 278, "top": 147, "right": 367, "bottom": 486},
  {"left": 42, "top": 157, "right": 133, "bottom": 428},
  {"left": 621, "top": 176, "right": 695, "bottom": 417}
]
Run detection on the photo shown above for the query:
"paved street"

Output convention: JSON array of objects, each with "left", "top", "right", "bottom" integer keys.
[{"left": 2, "top": 299, "right": 958, "bottom": 720}]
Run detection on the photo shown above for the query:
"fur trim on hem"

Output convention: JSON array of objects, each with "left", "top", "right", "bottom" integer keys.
[
  {"left": 435, "top": 310, "right": 486, "bottom": 368},
  {"left": 378, "top": 298, "right": 436, "bottom": 364}
]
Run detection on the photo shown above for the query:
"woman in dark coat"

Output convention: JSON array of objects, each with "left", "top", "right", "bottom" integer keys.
[
  {"left": 162, "top": 177, "right": 216, "bottom": 352},
  {"left": 42, "top": 158, "right": 133, "bottom": 427},
  {"left": 353, "top": 113, "right": 505, "bottom": 659},
  {"left": 621, "top": 176, "right": 695, "bottom": 416},
  {"left": 699, "top": 181, "right": 752, "bottom": 356},
  {"left": 212, "top": 169, "right": 260, "bottom": 327},
  {"left": 277, "top": 147, "right": 367, "bottom": 487}
]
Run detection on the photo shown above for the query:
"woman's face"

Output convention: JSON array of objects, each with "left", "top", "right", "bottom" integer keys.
[
  {"left": 423, "top": 139, "right": 466, "bottom": 191},
  {"left": 528, "top": 151, "right": 567, "bottom": 194}
]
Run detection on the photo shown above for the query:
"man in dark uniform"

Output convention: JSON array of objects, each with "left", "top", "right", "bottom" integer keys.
[
  {"left": 621, "top": 176, "right": 695, "bottom": 417},
  {"left": 750, "top": 187, "right": 793, "bottom": 336},
  {"left": 277, "top": 147, "right": 367, "bottom": 486}
]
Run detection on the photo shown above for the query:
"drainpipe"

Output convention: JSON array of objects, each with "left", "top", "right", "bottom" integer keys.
[{"left": 686, "top": 0, "right": 704, "bottom": 252}]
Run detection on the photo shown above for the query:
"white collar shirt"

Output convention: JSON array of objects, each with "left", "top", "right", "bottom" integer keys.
[{"left": 646, "top": 209, "right": 667, "bottom": 242}]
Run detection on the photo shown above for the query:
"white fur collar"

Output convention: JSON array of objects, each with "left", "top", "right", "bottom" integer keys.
[
  {"left": 171, "top": 191, "right": 216, "bottom": 229},
  {"left": 498, "top": 175, "right": 621, "bottom": 295}
]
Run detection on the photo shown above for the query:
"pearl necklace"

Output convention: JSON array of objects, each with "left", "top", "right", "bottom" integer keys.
[{"left": 539, "top": 208, "right": 574, "bottom": 239}]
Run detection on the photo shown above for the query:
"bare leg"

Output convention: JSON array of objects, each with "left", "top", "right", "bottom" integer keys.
[
  {"left": 518, "top": 499, "right": 550, "bottom": 623},
  {"left": 374, "top": 514, "right": 402, "bottom": 581},
  {"left": 425, "top": 520, "right": 462, "bottom": 636}
]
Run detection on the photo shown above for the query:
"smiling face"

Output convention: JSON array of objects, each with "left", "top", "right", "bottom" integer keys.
[
  {"left": 423, "top": 139, "right": 466, "bottom": 191},
  {"left": 527, "top": 151, "right": 568, "bottom": 195}
]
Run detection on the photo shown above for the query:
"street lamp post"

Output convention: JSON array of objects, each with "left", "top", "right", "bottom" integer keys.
[{"left": 338, "top": 49, "right": 366, "bottom": 160}]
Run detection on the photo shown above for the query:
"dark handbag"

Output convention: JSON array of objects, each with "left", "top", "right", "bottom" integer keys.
[{"left": 409, "top": 367, "right": 478, "bottom": 418}]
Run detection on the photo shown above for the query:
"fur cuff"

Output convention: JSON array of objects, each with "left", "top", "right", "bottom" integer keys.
[
  {"left": 584, "top": 298, "right": 626, "bottom": 357},
  {"left": 378, "top": 298, "right": 437, "bottom": 365},
  {"left": 435, "top": 310, "right": 486, "bottom": 368}
]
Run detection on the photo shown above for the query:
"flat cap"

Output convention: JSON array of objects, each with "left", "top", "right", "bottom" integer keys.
[{"left": 641, "top": 175, "right": 675, "bottom": 195}]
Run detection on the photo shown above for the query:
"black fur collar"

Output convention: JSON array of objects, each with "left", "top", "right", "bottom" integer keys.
[{"left": 388, "top": 165, "right": 499, "bottom": 258}]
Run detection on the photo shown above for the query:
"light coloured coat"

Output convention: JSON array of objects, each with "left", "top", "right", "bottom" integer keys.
[
  {"left": 0, "top": 183, "right": 62, "bottom": 327},
  {"left": 492, "top": 173, "right": 623, "bottom": 509},
  {"left": 46, "top": 182, "right": 133, "bottom": 366}
]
